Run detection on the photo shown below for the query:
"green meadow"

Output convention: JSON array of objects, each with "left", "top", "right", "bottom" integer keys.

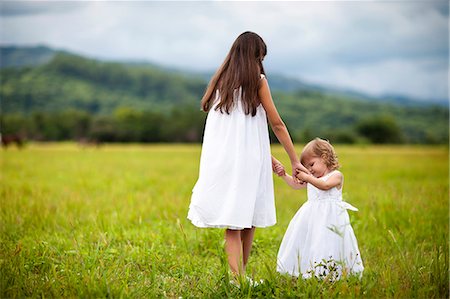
[{"left": 1, "top": 143, "right": 448, "bottom": 298}]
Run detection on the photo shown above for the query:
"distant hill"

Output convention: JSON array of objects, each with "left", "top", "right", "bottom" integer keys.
[
  {"left": 180, "top": 70, "right": 447, "bottom": 108},
  {"left": 0, "top": 46, "right": 448, "bottom": 144},
  {"left": 1, "top": 51, "right": 206, "bottom": 114},
  {"left": 1, "top": 45, "right": 446, "bottom": 107},
  {"left": 0, "top": 45, "right": 61, "bottom": 68}
]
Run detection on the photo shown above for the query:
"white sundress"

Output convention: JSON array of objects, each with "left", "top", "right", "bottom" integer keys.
[
  {"left": 277, "top": 170, "right": 364, "bottom": 279},
  {"left": 187, "top": 80, "right": 276, "bottom": 230}
]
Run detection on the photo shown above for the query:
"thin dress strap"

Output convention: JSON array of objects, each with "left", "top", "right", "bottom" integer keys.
[{"left": 322, "top": 170, "right": 337, "bottom": 181}]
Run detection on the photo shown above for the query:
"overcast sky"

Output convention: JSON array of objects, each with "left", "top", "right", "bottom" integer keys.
[{"left": 0, "top": 1, "right": 448, "bottom": 102}]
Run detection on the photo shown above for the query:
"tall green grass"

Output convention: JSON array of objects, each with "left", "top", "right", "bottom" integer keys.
[{"left": 1, "top": 143, "right": 448, "bottom": 298}]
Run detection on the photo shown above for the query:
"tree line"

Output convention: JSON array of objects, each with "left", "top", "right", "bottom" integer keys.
[
  {"left": 1, "top": 106, "right": 206, "bottom": 144},
  {"left": 1, "top": 52, "right": 448, "bottom": 145},
  {"left": 2, "top": 105, "right": 420, "bottom": 145}
]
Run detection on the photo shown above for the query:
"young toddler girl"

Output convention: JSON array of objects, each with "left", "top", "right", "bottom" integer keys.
[{"left": 274, "top": 138, "right": 364, "bottom": 280}]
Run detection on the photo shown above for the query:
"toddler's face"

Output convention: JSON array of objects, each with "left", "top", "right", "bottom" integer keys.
[{"left": 303, "top": 156, "right": 329, "bottom": 178}]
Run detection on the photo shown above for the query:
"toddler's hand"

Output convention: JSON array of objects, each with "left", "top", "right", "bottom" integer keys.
[
  {"left": 296, "top": 170, "right": 309, "bottom": 182},
  {"left": 274, "top": 164, "right": 286, "bottom": 177},
  {"left": 296, "top": 180, "right": 307, "bottom": 188},
  {"left": 272, "top": 159, "right": 286, "bottom": 177}
]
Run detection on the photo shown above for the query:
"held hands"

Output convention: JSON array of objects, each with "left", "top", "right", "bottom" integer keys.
[
  {"left": 272, "top": 157, "right": 286, "bottom": 177},
  {"left": 292, "top": 161, "right": 310, "bottom": 184},
  {"left": 295, "top": 170, "right": 310, "bottom": 183},
  {"left": 272, "top": 157, "right": 311, "bottom": 184}
]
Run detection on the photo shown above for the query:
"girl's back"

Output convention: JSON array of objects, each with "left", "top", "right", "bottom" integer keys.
[
  {"left": 188, "top": 31, "right": 310, "bottom": 278},
  {"left": 188, "top": 52, "right": 276, "bottom": 229}
]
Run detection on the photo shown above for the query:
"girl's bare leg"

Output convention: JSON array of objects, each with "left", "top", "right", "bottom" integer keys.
[
  {"left": 225, "top": 229, "right": 243, "bottom": 275},
  {"left": 241, "top": 227, "right": 256, "bottom": 271}
]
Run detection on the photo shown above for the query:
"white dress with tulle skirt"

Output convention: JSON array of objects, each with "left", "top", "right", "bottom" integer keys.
[
  {"left": 187, "top": 82, "right": 276, "bottom": 230},
  {"left": 277, "top": 170, "right": 364, "bottom": 279}
]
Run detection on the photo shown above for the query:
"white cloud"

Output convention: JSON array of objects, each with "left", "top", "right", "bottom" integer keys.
[
  {"left": 299, "top": 57, "right": 448, "bottom": 100},
  {"left": 0, "top": 1, "right": 448, "bottom": 101},
  {"left": 0, "top": 1, "right": 86, "bottom": 17}
]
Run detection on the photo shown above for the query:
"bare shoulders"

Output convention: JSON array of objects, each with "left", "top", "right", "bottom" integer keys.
[
  {"left": 324, "top": 169, "right": 343, "bottom": 179},
  {"left": 331, "top": 170, "right": 343, "bottom": 178},
  {"left": 258, "top": 75, "right": 269, "bottom": 91},
  {"left": 326, "top": 170, "right": 343, "bottom": 190}
]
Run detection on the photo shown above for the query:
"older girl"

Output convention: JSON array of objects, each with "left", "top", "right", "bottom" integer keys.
[{"left": 187, "top": 31, "right": 308, "bottom": 282}]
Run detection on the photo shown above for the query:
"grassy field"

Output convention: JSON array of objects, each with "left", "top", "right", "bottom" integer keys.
[{"left": 1, "top": 143, "right": 448, "bottom": 298}]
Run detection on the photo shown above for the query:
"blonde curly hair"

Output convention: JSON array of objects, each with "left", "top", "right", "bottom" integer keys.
[{"left": 300, "top": 137, "right": 340, "bottom": 170}]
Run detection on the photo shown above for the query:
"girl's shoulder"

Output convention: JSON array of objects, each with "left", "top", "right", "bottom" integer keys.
[
  {"left": 332, "top": 169, "right": 343, "bottom": 177},
  {"left": 259, "top": 74, "right": 268, "bottom": 89},
  {"left": 323, "top": 169, "right": 343, "bottom": 181},
  {"left": 321, "top": 170, "right": 344, "bottom": 190}
]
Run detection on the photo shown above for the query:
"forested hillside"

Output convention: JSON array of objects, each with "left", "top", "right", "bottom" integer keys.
[
  {"left": 1, "top": 50, "right": 448, "bottom": 144},
  {"left": 0, "top": 45, "right": 58, "bottom": 68},
  {"left": 1, "top": 52, "right": 206, "bottom": 114}
]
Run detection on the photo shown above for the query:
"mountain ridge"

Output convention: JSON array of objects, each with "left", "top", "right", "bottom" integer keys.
[
  {"left": 1, "top": 46, "right": 448, "bottom": 144},
  {"left": 1, "top": 45, "right": 446, "bottom": 107}
]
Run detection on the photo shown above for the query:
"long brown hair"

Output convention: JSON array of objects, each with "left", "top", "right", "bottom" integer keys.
[{"left": 201, "top": 31, "right": 267, "bottom": 116}]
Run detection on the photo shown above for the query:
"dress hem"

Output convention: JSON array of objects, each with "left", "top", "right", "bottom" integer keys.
[{"left": 187, "top": 215, "right": 276, "bottom": 230}]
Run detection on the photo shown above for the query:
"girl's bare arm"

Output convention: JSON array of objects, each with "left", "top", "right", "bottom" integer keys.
[
  {"left": 282, "top": 174, "right": 307, "bottom": 190},
  {"left": 297, "top": 171, "right": 343, "bottom": 190},
  {"left": 259, "top": 78, "right": 309, "bottom": 176}
]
